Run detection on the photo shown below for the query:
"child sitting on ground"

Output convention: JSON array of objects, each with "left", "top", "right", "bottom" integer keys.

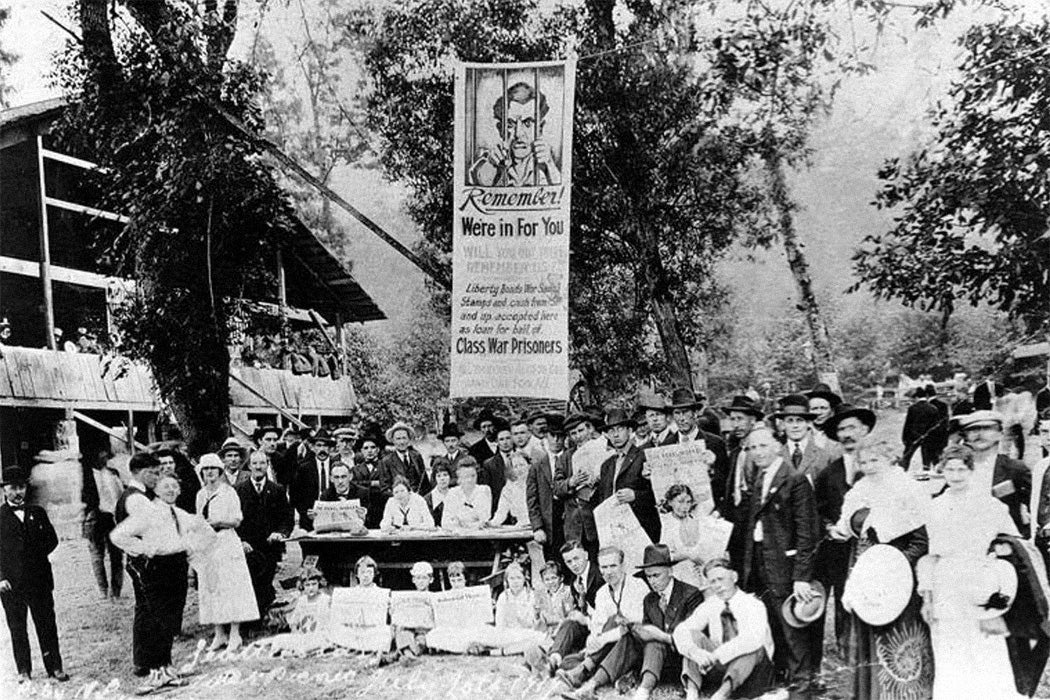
[
  {"left": 263, "top": 567, "right": 332, "bottom": 657},
  {"left": 536, "top": 561, "right": 574, "bottom": 634},
  {"left": 384, "top": 561, "right": 435, "bottom": 665}
]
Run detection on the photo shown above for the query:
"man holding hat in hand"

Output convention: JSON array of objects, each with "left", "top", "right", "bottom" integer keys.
[
  {"left": 0, "top": 466, "right": 69, "bottom": 683},
  {"left": 596, "top": 408, "right": 661, "bottom": 543}
]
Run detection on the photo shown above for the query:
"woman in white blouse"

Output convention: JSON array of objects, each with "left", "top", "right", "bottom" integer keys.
[
  {"left": 443, "top": 460, "right": 492, "bottom": 530},
  {"left": 380, "top": 476, "right": 435, "bottom": 531},
  {"left": 490, "top": 452, "right": 530, "bottom": 527}
]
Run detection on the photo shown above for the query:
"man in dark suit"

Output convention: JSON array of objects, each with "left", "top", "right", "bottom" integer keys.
[
  {"left": 253, "top": 425, "right": 284, "bottom": 483},
  {"left": 527, "top": 428, "right": 563, "bottom": 559},
  {"left": 958, "top": 410, "right": 1032, "bottom": 537},
  {"left": 567, "top": 544, "right": 703, "bottom": 700},
  {"left": 722, "top": 395, "right": 765, "bottom": 575},
  {"left": 480, "top": 421, "right": 515, "bottom": 515},
  {"left": 290, "top": 429, "right": 338, "bottom": 531},
  {"left": 902, "top": 385, "right": 949, "bottom": 469},
  {"left": 665, "top": 388, "right": 732, "bottom": 517},
  {"left": 379, "top": 422, "right": 428, "bottom": 496},
  {"left": 596, "top": 409, "right": 660, "bottom": 543},
  {"left": 428, "top": 422, "right": 470, "bottom": 488},
  {"left": 275, "top": 427, "right": 309, "bottom": 488},
  {"left": 734, "top": 426, "right": 821, "bottom": 686},
  {"left": 236, "top": 452, "right": 294, "bottom": 616},
  {"left": 812, "top": 403, "right": 874, "bottom": 659},
  {"left": 350, "top": 434, "right": 387, "bottom": 528},
  {"left": 468, "top": 409, "right": 500, "bottom": 465},
  {"left": 542, "top": 539, "right": 604, "bottom": 675},
  {"left": 0, "top": 466, "right": 69, "bottom": 683}
]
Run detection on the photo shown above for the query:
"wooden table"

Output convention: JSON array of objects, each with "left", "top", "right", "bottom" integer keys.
[{"left": 291, "top": 527, "right": 535, "bottom": 588}]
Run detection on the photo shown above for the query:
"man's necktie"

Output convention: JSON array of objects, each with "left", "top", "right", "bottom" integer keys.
[
  {"left": 721, "top": 601, "right": 738, "bottom": 643},
  {"left": 169, "top": 506, "right": 181, "bottom": 535},
  {"left": 792, "top": 444, "right": 803, "bottom": 469}
]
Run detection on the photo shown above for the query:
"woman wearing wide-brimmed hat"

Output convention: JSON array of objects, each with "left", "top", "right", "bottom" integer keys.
[{"left": 194, "top": 453, "right": 259, "bottom": 652}]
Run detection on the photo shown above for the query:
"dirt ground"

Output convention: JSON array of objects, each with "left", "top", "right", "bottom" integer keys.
[{"left": 2, "top": 408, "right": 1049, "bottom": 699}]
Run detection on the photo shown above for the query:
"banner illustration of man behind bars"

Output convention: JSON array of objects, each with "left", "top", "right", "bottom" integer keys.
[{"left": 463, "top": 66, "right": 567, "bottom": 188}]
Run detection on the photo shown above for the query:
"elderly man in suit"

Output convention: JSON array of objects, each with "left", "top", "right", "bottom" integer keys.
[
  {"left": 665, "top": 388, "right": 732, "bottom": 518},
  {"left": 568, "top": 544, "right": 704, "bottom": 700},
  {"left": 0, "top": 466, "right": 69, "bottom": 683},
  {"left": 379, "top": 422, "right": 428, "bottom": 495},
  {"left": 774, "top": 395, "right": 832, "bottom": 481},
  {"left": 596, "top": 408, "right": 660, "bottom": 543},
  {"left": 733, "top": 426, "right": 821, "bottom": 686},
  {"left": 958, "top": 410, "right": 1031, "bottom": 537},
  {"left": 236, "top": 450, "right": 294, "bottom": 616}
]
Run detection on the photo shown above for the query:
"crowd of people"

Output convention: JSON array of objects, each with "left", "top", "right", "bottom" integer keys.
[{"left": 3, "top": 380, "right": 1050, "bottom": 699}]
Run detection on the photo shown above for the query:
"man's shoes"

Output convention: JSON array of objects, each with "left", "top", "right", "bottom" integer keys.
[
  {"left": 523, "top": 645, "right": 547, "bottom": 675},
  {"left": 555, "top": 668, "right": 580, "bottom": 690},
  {"left": 49, "top": 671, "right": 70, "bottom": 682},
  {"left": 133, "top": 667, "right": 150, "bottom": 678},
  {"left": 560, "top": 683, "right": 598, "bottom": 700},
  {"left": 17, "top": 672, "right": 30, "bottom": 684},
  {"left": 615, "top": 671, "right": 637, "bottom": 694}
]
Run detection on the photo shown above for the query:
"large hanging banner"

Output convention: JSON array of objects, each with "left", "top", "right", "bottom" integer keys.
[{"left": 450, "top": 60, "right": 576, "bottom": 399}]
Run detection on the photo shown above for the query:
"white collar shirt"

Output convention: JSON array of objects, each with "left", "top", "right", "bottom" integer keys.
[{"left": 673, "top": 589, "right": 773, "bottom": 667}]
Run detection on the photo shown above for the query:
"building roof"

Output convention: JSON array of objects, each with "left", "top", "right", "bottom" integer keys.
[{"left": 0, "top": 99, "right": 385, "bottom": 324}]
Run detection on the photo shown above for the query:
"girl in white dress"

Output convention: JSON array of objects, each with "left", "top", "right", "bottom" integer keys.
[
  {"left": 659, "top": 484, "right": 707, "bottom": 590},
  {"left": 918, "top": 444, "right": 1022, "bottom": 700},
  {"left": 194, "top": 453, "right": 259, "bottom": 651}
]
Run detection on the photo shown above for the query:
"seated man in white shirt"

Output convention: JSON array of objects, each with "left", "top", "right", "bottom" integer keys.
[
  {"left": 556, "top": 547, "right": 649, "bottom": 699},
  {"left": 672, "top": 559, "right": 775, "bottom": 700}
]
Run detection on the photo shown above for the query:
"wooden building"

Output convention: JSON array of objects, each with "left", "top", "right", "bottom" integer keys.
[{"left": 0, "top": 99, "right": 385, "bottom": 478}]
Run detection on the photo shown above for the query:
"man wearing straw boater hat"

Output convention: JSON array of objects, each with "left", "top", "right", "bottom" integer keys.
[
  {"left": 0, "top": 466, "right": 69, "bottom": 684},
  {"left": 380, "top": 421, "right": 428, "bottom": 495},
  {"left": 956, "top": 410, "right": 1031, "bottom": 536},
  {"left": 773, "top": 394, "right": 832, "bottom": 481},
  {"left": 664, "top": 388, "right": 731, "bottom": 517}
]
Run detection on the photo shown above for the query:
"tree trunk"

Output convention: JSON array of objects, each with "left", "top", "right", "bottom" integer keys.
[
  {"left": 650, "top": 294, "right": 694, "bottom": 390},
  {"left": 765, "top": 154, "right": 837, "bottom": 377}
]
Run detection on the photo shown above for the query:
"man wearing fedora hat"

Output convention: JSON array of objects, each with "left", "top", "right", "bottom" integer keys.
[
  {"left": 620, "top": 545, "right": 707, "bottom": 699},
  {"left": 811, "top": 403, "right": 875, "bottom": 656},
  {"left": 722, "top": 396, "right": 765, "bottom": 575},
  {"left": 957, "top": 410, "right": 1031, "bottom": 537},
  {"left": 664, "top": 388, "right": 731, "bottom": 518},
  {"left": 774, "top": 395, "right": 832, "bottom": 482},
  {"left": 638, "top": 392, "right": 676, "bottom": 447},
  {"left": 428, "top": 422, "right": 470, "bottom": 490},
  {"left": 0, "top": 466, "right": 69, "bottom": 683},
  {"left": 596, "top": 409, "right": 661, "bottom": 543},
  {"left": 469, "top": 409, "right": 501, "bottom": 465},
  {"left": 218, "top": 438, "right": 250, "bottom": 487},
  {"left": 290, "top": 429, "right": 341, "bottom": 531},
  {"left": 554, "top": 412, "right": 610, "bottom": 558}
]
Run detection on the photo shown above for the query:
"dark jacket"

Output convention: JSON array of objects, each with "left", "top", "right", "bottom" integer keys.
[
  {"left": 0, "top": 503, "right": 58, "bottom": 592},
  {"left": 378, "top": 449, "right": 427, "bottom": 496},
  {"left": 235, "top": 478, "right": 293, "bottom": 554},
  {"left": 553, "top": 446, "right": 598, "bottom": 545},
  {"left": 424, "top": 490, "right": 446, "bottom": 526},
  {"left": 902, "top": 400, "right": 948, "bottom": 453},
  {"left": 469, "top": 438, "right": 496, "bottom": 466},
  {"left": 290, "top": 455, "right": 345, "bottom": 530},
  {"left": 569, "top": 563, "right": 603, "bottom": 612},
  {"left": 526, "top": 452, "right": 561, "bottom": 541},
  {"left": 350, "top": 459, "right": 386, "bottom": 529},
  {"left": 739, "top": 460, "right": 821, "bottom": 598},
  {"left": 990, "top": 535, "right": 1050, "bottom": 697},
  {"left": 811, "top": 456, "right": 855, "bottom": 590},
  {"left": 596, "top": 444, "right": 660, "bottom": 543},
  {"left": 642, "top": 578, "right": 704, "bottom": 633},
  {"left": 993, "top": 454, "right": 1032, "bottom": 539}
]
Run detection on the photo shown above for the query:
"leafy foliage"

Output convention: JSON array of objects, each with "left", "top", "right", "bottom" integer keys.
[
  {"left": 53, "top": 0, "right": 297, "bottom": 453},
  {"left": 854, "top": 17, "right": 1050, "bottom": 332},
  {"left": 0, "top": 6, "right": 16, "bottom": 107}
]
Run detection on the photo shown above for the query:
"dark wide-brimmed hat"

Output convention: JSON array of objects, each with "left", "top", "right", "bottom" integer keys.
[
  {"left": 820, "top": 403, "right": 877, "bottom": 437},
  {"left": 563, "top": 412, "right": 599, "bottom": 434},
  {"left": 773, "top": 394, "right": 817, "bottom": 421},
  {"left": 546, "top": 413, "right": 566, "bottom": 435},
  {"left": 636, "top": 544, "right": 674, "bottom": 570},
  {"left": 253, "top": 425, "right": 282, "bottom": 442},
  {"left": 473, "top": 409, "right": 499, "bottom": 430},
  {"left": 722, "top": 395, "right": 765, "bottom": 419},
  {"left": 0, "top": 466, "right": 29, "bottom": 485},
  {"left": 526, "top": 411, "right": 549, "bottom": 426},
  {"left": 438, "top": 422, "right": 463, "bottom": 440},
  {"left": 603, "top": 408, "right": 637, "bottom": 431},
  {"left": 805, "top": 383, "right": 842, "bottom": 408},
  {"left": 668, "top": 387, "right": 705, "bottom": 411},
  {"left": 636, "top": 391, "right": 671, "bottom": 413}
]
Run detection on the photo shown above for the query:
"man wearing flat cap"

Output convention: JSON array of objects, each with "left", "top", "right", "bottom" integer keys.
[
  {"left": 957, "top": 410, "right": 1031, "bottom": 537},
  {"left": 664, "top": 388, "right": 731, "bottom": 518},
  {"left": 596, "top": 409, "right": 661, "bottom": 543},
  {"left": 0, "top": 466, "right": 69, "bottom": 683}
]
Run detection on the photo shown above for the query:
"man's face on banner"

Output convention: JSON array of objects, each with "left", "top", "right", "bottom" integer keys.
[{"left": 504, "top": 99, "right": 538, "bottom": 162}]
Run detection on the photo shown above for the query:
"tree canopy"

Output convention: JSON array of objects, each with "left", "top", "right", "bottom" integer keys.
[{"left": 853, "top": 16, "right": 1050, "bottom": 332}]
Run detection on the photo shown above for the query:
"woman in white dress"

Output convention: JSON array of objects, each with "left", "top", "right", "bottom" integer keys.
[
  {"left": 379, "top": 476, "right": 435, "bottom": 531},
  {"left": 659, "top": 484, "right": 708, "bottom": 591},
  {"left": 918, "top": 444, "right": 1022, "bottom": 700},
  {"left": 443, "top": 460, "right": 492, "bottom": 530},
  {"left": 194, "top": 453, "right": 259, "bottom": 651}
]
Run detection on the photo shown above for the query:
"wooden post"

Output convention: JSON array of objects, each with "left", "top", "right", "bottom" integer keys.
[
  {"left": 334, "top": 313, "right": 347, "bottom": 378},
  {"left": 277, "top": 249, "right": 287, "bottom": 306},
  {"left": 127, "top": 408, "right": 135, "bottom": 454},
  {"left": 36, "top": 135, "right": 56, "bottom": 350}
]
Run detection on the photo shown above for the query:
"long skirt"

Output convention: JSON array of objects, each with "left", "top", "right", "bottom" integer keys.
[
  {"left": 194, "top": 529, "right": 259, "bottom": 625},
  {"left": 847, "top": 597, "right": 934, "bottom": 700}
]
